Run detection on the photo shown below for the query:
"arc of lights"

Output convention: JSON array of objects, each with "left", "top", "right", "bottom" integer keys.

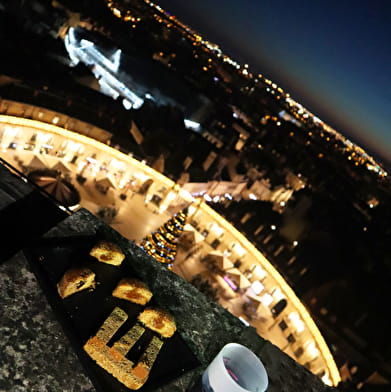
[{"left": 0, "top": 114, "right": 341, "bottom": 386}]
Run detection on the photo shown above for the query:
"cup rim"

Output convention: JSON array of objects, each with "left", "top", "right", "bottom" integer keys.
[{"left": 210, "top": 342, "right": 268, "bottom": 392}]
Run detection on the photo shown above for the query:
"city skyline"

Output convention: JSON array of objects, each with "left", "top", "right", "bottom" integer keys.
[
  {"left": 156, "top": 0, "right": 391, "bottom": 167},
  {"left": 1, "top": 0, "right": 391, "bottom": 388}
]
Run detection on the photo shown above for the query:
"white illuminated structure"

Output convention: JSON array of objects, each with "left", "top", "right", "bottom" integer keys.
[
  {"left": 184, "top": 119, "right": 201, "bottom": 132},
  {"left": 64, "top": 28, "right": 144, "bottom": 109}
]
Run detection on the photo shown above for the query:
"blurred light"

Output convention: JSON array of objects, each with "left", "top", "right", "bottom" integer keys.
[
  {"left": 260, "top": 293, "right": 273, "bottom": 307},
  {"left": 322, "top": 373, "right": 331, "bottom": 386},
  {"left": 238, "top": 316, "right": 250, "bottom": 326},
  {"left": 251, "top": 280, "right": 264, "bottom": 295},
  {"left": 224, "top": 275, "right": 237, "bottom": 291},
  {"left": 288, "top": 312, "right": 300, "bottom": 323},
  {"left": 306, "top": 341, "right": 319, "bottom": 359},
  {"left": 184, "top": 119, "right": 201, "bottom": 131},
  {"left": 253, "top": 265, "right": 266, "bottom": 280},
  {"left": 272, "top": 287, "right": 285, "bottom": 302},
  {"left": 296, "top": 319, "right": 305, "bottom": 334},
  {"left": 122, "top": 99, "right": 132, "bottom": 110},
  {"left": 271, "top": 225, "right": 276, "bottom": 230}
]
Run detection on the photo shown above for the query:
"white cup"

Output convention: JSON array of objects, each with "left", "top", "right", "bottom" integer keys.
[{"left": 202, "top": 343, "right": 268, "bottom": 392}]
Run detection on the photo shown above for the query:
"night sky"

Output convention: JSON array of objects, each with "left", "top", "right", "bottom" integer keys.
[{"left": 157, "top": 0, "right": 391, "bottom": 166}]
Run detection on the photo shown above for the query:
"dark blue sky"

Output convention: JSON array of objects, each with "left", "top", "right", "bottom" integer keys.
[{"left": 157, "top": 0, "right": 391, "bottom": 166}]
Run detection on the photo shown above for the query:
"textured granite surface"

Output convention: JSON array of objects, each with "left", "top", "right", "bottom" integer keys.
[
  {"left": 42, "top": 208, "right": 335, "bottom": 392},
  {"left": 0, "top": 252, "right": 95, "bottom": 392}
]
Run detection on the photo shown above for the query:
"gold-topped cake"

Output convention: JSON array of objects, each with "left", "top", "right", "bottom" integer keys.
[
  {"left": 90, "top": 240, "right": 125, "bottom": 266},
  {"left": 57, "top": 267, "right": 96, "bottom": 298},
  {"left": 112, "top": 278, "right": 153, "bottom": 305},
  {"left": 138, "top": 307, "right": 176, "bottom": 338}
]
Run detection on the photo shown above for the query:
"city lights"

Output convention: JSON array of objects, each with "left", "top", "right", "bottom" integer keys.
[{"left": 5, "top": 0, "right": 384, "bottom": 384}]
